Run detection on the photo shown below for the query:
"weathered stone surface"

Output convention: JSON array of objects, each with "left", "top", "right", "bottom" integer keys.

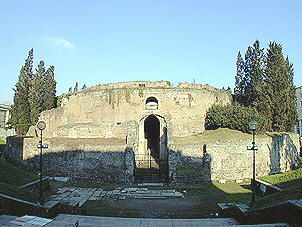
[
  {"left": 29, "top": 81, "right": 231, "bottom": 139},
  {"left": 169, "top": 133, "right": 300, "bottom": 183}
]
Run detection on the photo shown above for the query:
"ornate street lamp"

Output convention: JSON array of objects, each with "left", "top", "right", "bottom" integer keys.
[
  {"left": 248, "top": 120, "right": 258, "bottom": 207},
  {"left": 37, "top": 121, "right": 46, "bottom": 204}
]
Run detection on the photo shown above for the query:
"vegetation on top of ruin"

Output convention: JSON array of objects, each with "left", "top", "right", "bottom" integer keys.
[
  {"left": 172, "top": 128, "right": 268, "bottom": 145},
  {"left": 205, "top": 104, "right": 269, "bottom": 133},
  {"left": 49, "top": 137, "right": 125, "bottom": 146}
]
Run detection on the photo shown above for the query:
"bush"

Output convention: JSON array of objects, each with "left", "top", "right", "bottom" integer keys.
[
  {"left": 15, "top": 124, "right": 32, "bottom": 136},
  {"left": 205, "top": 104, "right": 269, "bottom": 133}
]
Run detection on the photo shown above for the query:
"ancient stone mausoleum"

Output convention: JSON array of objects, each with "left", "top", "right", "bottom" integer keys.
[{"left": 5, "top": 81, "right": 300, "bottom": 184}]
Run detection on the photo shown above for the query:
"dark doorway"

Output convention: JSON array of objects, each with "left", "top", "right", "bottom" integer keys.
[
  {"left": 134, "top": 115, "right": 168, "bottom": 183},
  {"left": 144, "top": 115, "right": 160, "bottom": 159}
]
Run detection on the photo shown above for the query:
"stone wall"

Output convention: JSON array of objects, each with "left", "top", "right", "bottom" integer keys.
[
  {"left": 5, "top": 133, "right": 300, "bottom": 184},
  {"left": 168, "top": 133, "right": 300, "bottom": 183},
  {"left": 29, "top": 81, "right": 231, "bottom": 139},
  {"left": 4, "top": 136, "right": 135, "bottom": 184}
]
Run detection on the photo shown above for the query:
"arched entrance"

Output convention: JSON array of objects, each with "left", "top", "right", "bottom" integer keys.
[
  {"left": 135, "top": 114, "right": 168, "bottom": 183},
  {"left": 144, "top": 115, "right": 160, "bottom": 159}
]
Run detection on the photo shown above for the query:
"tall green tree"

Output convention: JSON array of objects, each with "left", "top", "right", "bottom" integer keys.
[
  {"left": 234, "top": 51, "right": 245, "bottom": 104},
  {"left": 284, "top": 57, "right": 298, "bottom": 131},
  {"left": 11, "top": 49, "right": 57, "bottom": 135},
  {"left": 29, "top": 60, "right": 46, "bottom": 124},
  {"left": 265, "top": 42, "right": 297, "bottom": 131},
  {"left": 11, "top": 49, "right": 34, "bottom": 135},
  {"left": 235, "top": 40, "right": 265, "bottom": 108},
  {"left": 42, "top": 65, "right": 56, "bottom": 110},
  {"left": 244, "top": 40, "right": 265, "bottom": 108}
]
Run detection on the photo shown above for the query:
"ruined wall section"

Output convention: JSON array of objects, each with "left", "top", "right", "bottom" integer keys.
[
  {"left": 85, "top": 80, "right": 171, "bottom": 92},
  {"left": 37, "top": 83, "right": 231, "bottom": 139},
  {"left": 168, "top": 133, "right": 300, "bottom": 183},
  {"left": 5, "top": 136, "right": 135, "bottom": 183}
]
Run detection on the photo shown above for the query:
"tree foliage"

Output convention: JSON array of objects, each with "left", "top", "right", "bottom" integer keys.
[
  {"left": 205, "top": 104, "right": 269, "bottom": 133},
  {"left": 10, "top": 50, "right": 56, "bottom": 135},
  {"left": 265, "top": 42, "right": 297, "bottom": 131},
  {"left": 232, "top": 40, "right": 297, "bottom": 132},
  {"left": 11, "top": 49, "right": 34, "bottom": 135}
]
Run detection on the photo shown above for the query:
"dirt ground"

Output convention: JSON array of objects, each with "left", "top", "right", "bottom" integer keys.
[
  {"left": 80, "top": 187, "right": 241, "bottom": 219},
  {"left": 49, "top": 180, "right": 250, "bottom": 219}
]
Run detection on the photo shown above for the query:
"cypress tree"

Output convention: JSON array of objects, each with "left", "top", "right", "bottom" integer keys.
[
  {"left": 43, "top": 65, "right": 56, "bottom": 110},
  {"left": 234, "top": 51, "right": 245, "bottom": 104},
  {"left": 265, "top": 42, "right": 297, "bottom": 131},
  {"left": 74, "top": 82, "right": 78, "bottom": 93},
  {"left": 29, "top": 60, "right": 45, "bottom": 124},
  {"left": 11, "top": 49, "right": 34, "bottom": 135},
  {"left": 284, "top": 57, "right": 298, "bottom": 131},
  {"left": 244, "top": 40, "right": 264, "bottom": 108},
  {"left": 11, "top": 49, "right": 57, "bottom": 134}
]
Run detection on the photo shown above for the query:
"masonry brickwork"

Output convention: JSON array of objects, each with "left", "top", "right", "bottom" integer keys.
[{"left": 4, "top": 81, "right": 300, "bottom": 183}]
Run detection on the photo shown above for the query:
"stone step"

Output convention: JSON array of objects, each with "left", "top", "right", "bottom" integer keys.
[{"left": 44, "top": 215, "right": 242, "bottom": 226}]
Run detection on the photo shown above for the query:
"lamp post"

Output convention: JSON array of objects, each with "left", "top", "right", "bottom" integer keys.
[
  {"left": 248, "top": 120, "right": 258, "bottom": 207},
  {"left": 37, "top": 121, "right": 46, "bottom": 204}
]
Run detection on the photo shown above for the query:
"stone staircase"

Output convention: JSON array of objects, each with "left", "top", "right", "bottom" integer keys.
[
  {"left": 0, "top": 214, "right": 291, "bottom": 226},
  {"left": 134, "top": 168, "right": 167, "bottom": 183},
  {"left": 43, "top": 215, "right": 290, "bottom": 226}
]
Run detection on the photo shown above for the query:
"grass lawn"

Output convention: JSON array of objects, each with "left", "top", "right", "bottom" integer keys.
[
  {"left": 0, "top": 158, "right": 39, "bottom": 186},
  {"left": 172, "top": 128, "right": 268, "bottom": 145},
  {"left": 0, "top": 181, "right": 38, "bottom": 202},
  {"left": 253, "top": 167, "right": 302, "bottom": 209},
  {"left": 259, "top": 167, "right": 302, "bottom": 189},
  {"left": 0, "top": 158, "right": 50, "bottom": 203}
]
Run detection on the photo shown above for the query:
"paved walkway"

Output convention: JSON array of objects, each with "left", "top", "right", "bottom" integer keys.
[{"left": 45, "top": 187, "right": 184, "bottom": 208}]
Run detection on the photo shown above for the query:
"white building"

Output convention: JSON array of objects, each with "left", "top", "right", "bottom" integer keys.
[
  {"left": 0, "top": 104, "right": 11, "bottom": 128},
  {"left": 0, "top": 104, "right": 15, "bottom": 139},
  {"left": 295, "top": 86, "right": 302, "bottom": 137}
]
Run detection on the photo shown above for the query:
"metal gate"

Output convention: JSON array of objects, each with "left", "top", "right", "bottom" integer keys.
[{"left": 134, "top": 154, "right": 168, "bottom": 183}]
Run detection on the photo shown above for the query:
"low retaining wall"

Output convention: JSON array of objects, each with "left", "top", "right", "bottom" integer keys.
[
  {"left": 218, "top": 200, "right": 302, "bottom": 226},
  {"left": 169, "top": 133, "right": 300, "bottom": 183},
  {"left": 20, "top": 177, "right": 50, "bottom": 193},
  {"left": 0, "top": 193, "right": 46, "bottom": 217},
  {"left": 4, "top": 137, "right": 135, "bottom": 184},
  {"left": 254, "top": 179, "right": 282, "bottom": 196}
]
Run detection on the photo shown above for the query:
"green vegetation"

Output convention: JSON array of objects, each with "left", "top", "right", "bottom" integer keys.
[
  {"left": 0, "top": 158, "right": 39, "bottom": 186},
  {"left": 234, "top": 40, "right": 297, "bottom": 132},
  {"left": 0, "top": 158, "right": 41, "bottom": 202},
  {"left": 56, "top": 93, "right": 72, "bottom": 107},
  {"left": 0, "top": 181, "right": 38, "bottom": 202},
  {"left": 259, "top": 168, "right": 302, "bottom": 187},
  {"left": 0, "top": 139, "right": 5, "bottom": 144},
  {"left": 205, "top": 104, "right": 269, "bottom": 133},
  {"left": 172, "top": 128, "right": 267, "bottom": 145},
  {"left": 10, "top": 49, "right": 57, "bottom": 135},
  {"left": 81, "top": 201, "right": 121, "bottom": 217}
]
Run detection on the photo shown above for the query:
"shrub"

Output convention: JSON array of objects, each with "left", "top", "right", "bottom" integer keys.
[{"left": 205, "top": 104, "right": 269, "bottom": 133}]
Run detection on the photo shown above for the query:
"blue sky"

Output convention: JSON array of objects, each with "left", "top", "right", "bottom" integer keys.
[{"left": 1, "top": 0, "right": 301, "bottom": 104}]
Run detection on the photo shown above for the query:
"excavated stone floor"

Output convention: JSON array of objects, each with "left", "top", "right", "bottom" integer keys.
[{"left": 45, "top": 187, "right": 184, "bottom": 208}]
